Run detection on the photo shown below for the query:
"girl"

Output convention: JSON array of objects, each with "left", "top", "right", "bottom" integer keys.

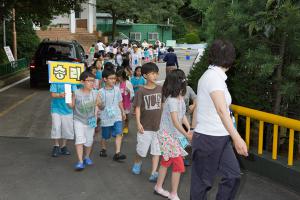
[
  {"left": 131, "top": 66, "right": 146, "bottom": 93},
  {"left": 116, "top": 69, "right": 134, "bottom": 135},
  {"left": 154, "top": 69, "right": 193, "bottom": 200},
  {"left": 68, "top": 70, "right": 101, "bottom": 171},
  {"left": 143, "top": 47, "right": 150, "bottom": 63}
]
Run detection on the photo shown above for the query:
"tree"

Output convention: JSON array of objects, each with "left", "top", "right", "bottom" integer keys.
[{"left": 96, "top": 0, "right": 137, "bottom": 41}]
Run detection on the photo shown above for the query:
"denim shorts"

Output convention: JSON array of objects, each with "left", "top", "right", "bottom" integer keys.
[{"left": 101, "top": 121, "right": 123, "bottom": 140}]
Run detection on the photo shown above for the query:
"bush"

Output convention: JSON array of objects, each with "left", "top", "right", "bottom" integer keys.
[{"left": 184, "top": 32, "right": 200, "bottom": 44}]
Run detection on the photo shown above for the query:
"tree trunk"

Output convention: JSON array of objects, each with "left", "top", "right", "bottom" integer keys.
[
  {"left": 272, "top": 33, "right": 287, "bottom": 115},
  {"left": 112, "top": 13, "right": 117, "bottom": 41}
]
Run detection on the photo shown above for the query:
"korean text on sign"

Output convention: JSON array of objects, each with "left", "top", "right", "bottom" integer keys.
[{"left": 48, "top": 61, "right": 85, "bottom": 84}]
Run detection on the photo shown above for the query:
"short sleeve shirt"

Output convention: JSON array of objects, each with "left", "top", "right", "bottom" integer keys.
[
  {"left": 131, "top": 76, "right": 146, "bottom": 92},
  {"left": 74, "top": 89, "right": 99, "bottom": 125},
  {"left": 50, "top": 83, "right": 77, "bottom": 115},
  {"left": 134, "top": 85, "right": 162, "bottom": 131},
  {"left": 195, "top": 65, "right": 232, "bottom": 136},
  {"left": 99, "top": 86, "right": 123, "bottom": 127}
]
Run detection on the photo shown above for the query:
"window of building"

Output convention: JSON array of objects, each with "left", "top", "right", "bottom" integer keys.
[
  {"left": 130, "top": 32, "right": 142, "bottom": 41},
  {"left": 148, "top": 32, "right": 159, "bottom": 41},
  {"left": 75, "top": 11, "right": 80, "bottom": 19}
]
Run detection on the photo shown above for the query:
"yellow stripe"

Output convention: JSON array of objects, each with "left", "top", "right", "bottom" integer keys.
[{"left": 0, "top": 92, "right": 37, "bottom": 117}]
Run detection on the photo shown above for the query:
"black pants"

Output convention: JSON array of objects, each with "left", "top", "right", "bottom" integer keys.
[{"left": 190, "top": 132, "right": 241, "bottom": 200}]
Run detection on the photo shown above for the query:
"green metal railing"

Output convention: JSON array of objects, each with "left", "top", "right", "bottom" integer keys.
[{"left": 0, "top": 58, "right": 28, "bottom": 77}]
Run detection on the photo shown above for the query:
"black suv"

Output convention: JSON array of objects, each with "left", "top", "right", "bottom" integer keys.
[{"left": 29, "top": 39, "right": 88, "bottom": 87}]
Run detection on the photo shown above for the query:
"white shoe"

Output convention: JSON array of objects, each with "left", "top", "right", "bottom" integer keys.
[
  {"left": 154, "top": 185, "right": 170, "bottom": 198},
  {"left": 168, "top": 194, "right": 180, "bottom": 200}
]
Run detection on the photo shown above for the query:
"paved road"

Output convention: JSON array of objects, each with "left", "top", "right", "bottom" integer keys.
[{"left": 0, "top": 49, "right": 300, "bottom": 200}]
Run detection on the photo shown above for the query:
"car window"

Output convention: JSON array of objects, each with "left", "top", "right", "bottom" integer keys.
[{"left": 42, "top": 43, "right": 76, "bottom": 59}]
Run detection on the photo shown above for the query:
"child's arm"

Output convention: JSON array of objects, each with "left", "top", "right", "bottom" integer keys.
[
  {"left": 135, "top": 106, "right": 144, "bottom": 133},
  {"left": 51, "top": 92, "right": 65, "bottom": 98},
  {"left": 182, "top": 115, "right": 190, "bottom": 131},
  {"left": 118, "top": 101, "right": 126, "bottom": 120},
  {"left": 170, "top": 112, "right": 192, "bottom": 141}
]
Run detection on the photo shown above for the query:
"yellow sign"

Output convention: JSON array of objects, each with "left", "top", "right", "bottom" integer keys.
[{"left": 48, "top": 61, "right": 85, "bottom": 84}]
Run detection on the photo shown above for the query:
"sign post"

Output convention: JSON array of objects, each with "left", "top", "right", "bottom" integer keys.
[{"left": 4, "top": 46, "right": 15, "bottom": 62}]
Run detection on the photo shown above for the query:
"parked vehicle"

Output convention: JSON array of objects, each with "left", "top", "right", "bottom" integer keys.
[{"left": 29, "top": 39, "right": 88, "bottom": 87}]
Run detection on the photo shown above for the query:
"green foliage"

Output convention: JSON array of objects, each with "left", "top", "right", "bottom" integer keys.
[
  {"left": 189, "top": 0, "right": 300, "bottom": 118},
  {"left": 184, "top": 32, "right": 201, "bottom": 43}
]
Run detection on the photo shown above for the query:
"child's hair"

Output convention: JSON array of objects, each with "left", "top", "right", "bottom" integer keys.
[
  {"left": 134, "top": 66, "right": 142, "bottom": 77},
  {"left": 80, "top": 70, "right": 96, "bottom": 81},
  {"left": 102, "top": 69, "right": 116, "bottom": 79},
  {"left": 87, "top": 65, "right": 96, "bottom": 72},
  {"left": 116, "top": 69, "right": 128, "bottom": 81},
  {"left": 104, "top": 62, "right": 115, "bottom": 71},
  {"left": 162, "top": 69, "right": 187, "bottom": 98},
  {"left": 141, "top": 62, "right": 159, "bottom": 76}
]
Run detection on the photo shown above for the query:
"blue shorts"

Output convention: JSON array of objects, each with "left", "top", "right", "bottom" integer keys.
[{"left": 101, "top": 121, "right": 123, "bottom": 140}]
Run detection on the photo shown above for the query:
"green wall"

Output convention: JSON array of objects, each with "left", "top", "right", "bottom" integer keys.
[{"left": 96, "top": 22, "right": 172, "bottom": 43}]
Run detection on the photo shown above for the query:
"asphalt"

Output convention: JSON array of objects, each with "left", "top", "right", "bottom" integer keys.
[{"left": 0, "top": 49, "right": 300, "bottom": 200}]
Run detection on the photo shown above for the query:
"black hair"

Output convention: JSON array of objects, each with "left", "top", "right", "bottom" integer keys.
[
  {"left": 102, "top": 69, "right": 116, "bottom": 78},
  {"left": 167, "top": 47, "right": 174, "bottom": 52},
  {"left": 141, "top": 62, "right": 159, "bottom": 75},
  {"left": 208, "top": 39, "right": 236, "bottom": 69},
  {"left": 162, "top": 69, "right": 187, "bottom": 99},
  {"left": 134, "top": 66, "right": 142, "bottom": 77},
  {"left": 87, "top": 65, "right": 96, "bottom": 71},
  {"left": 116, "top": 69, "right": 128, "bottom": 80},
  {"left": 104, "top": 62, "right": 115, "bottom": 71},
  {"left": 79, "top": 70, "right": 96, "bottom": 81}
]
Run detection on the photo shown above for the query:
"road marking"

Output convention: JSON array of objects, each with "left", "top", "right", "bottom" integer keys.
[
  {"left": 0, "top": 92, "right": 37, "bottom": 117},
  {"left": 0, "top": 76, "right": 29, "bottom": 93}
]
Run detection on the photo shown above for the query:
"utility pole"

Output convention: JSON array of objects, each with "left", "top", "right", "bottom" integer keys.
[
  {"left": 2, "top": 2, "right": 6, "bottom": 47},
  {"left": 12, "top": 8, "right": 17, "bottom": 60}
]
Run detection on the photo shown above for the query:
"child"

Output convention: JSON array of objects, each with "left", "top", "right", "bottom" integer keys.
[
  {"left": 115, "top": 48, "right": 123, "bottom": 68},
  {"left": 50, "top": 83, "right": 77, "bottom": 157},
  {"left": 131, "top": 66, "right": 146, "bottom": 93},
  {"left": 88, "top": 44, "right": 95, "bottom": 66},
  {"left": 154, "top": 69, "right": 193, "bottom": 200},
  {"left": 143, "top": 47, "right": 150, "bottom": 63},
  {"left": 116, "top": 69, "right": 134, "bottom": 135},
  {"left": 68, "top": 71, "right": 101, "bottom": 171},
  {"left": 99, "top": 69, "right": 127, "bottom": 161},
  {"left": 132, "top": 62, "right": 162, "bottom": 182}
]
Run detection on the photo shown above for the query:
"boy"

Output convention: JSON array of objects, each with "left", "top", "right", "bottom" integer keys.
[
  {"left": 99, "top": 69, "right": 127, "bottom": 161},
  {"left": 68, "top": 70, "right": 101, "bottom": 171},
  {"left": 132, "top": 62, "right": 162, "bottom": 182},
  {"left": 50, "top": 83, "right": 77, "bottom": 157}
]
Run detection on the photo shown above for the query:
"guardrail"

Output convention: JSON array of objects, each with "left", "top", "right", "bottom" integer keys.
[
  {"left": 231, "top": 104, "right": 300, "bottom": 166},
  {"left": 0, "top": 58, "right": 28, "bottom": 77}
]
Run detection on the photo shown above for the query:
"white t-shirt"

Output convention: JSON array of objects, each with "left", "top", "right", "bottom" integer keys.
[
  {"left": 97, "top": 42, "right": 104, "bottom": 51},
  {"left": 131, "top": 52, "right": 141, "bottom": 71},
  {"left": 195, "top": 65, "right": 232, "bottom": 136}
]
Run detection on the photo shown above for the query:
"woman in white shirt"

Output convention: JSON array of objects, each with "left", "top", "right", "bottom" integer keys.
[{"left": 190, "top": 39, "right": 248, "bottom": 200}]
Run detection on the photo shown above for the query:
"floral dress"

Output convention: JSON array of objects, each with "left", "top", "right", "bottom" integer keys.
[{"left": 158, "top": 96, "right": 188, "bottom": 161}]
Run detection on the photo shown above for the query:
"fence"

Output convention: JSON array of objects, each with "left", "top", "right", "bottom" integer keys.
[
  {"left": 0, "top": 58, "right": 28, "bottom": 77},
  {"left": 231, "top": 104, "right": 300, "bottom": 166}
]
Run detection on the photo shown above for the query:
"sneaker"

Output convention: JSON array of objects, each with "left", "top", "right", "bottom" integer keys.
[
  {"left": 184, "top": 159, "right": 191, "bottom": 166},
  {"left": 51, "top": 146, "right": 60, "bottom": 157},
  {"left": 132, "top": 162, "right": 142, "bottom": 175},
  {"left": 123, "top": 127, "right": 129, "bottom": 134},
  {"left": 149, "top": 172, "right": 159, "bottom": 182},
  {"left": 113, "top": 153, "right": 127, "bottom": 161},
  {"left": 60, "top": 146, "right": 71, "bottom": 155},
  {"left": 154, "top": 185, "right": 170, "bottom": 198},
  {"left": 99, "top": 149, "right": 107, "bottom": 157},
  {"left": 83, "top": 157, "right": 93, "bottom": 166},
  {"left": 74, "top": 162, "right": 85, "bottom": 171},
  {"left": 168, "top": 194, "right": 180, "bottom": 200}
]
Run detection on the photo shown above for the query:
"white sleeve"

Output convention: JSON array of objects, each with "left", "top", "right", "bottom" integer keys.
[{"left": 206, "top": 74, "right": 225, "bottom": 94}]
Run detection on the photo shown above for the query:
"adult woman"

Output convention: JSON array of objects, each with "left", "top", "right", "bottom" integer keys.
[
  {"left": 163, "top": 47, "right": 179, "bottom": 75},
  {"left": 190, "top": 39, "right": 248, "bottom": 200}
]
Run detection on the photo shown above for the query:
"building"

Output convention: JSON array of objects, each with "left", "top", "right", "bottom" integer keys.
[{"left": 96, "top": 13, "right": 173, "bottom": 43}]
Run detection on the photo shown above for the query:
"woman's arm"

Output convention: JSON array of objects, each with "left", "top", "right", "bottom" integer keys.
[{"left": 210, "top": 91, "right": 248, "bottom": 156}]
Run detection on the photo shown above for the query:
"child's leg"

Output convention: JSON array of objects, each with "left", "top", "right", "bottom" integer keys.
[
  {"left": 100, "top": 139, "right": 107, "bottom": 150},
  {"left": 113, "top": 121, "right": 124, "bottom": 154},
  {"left": 150, "top": 131, "right": 161, "bottom": 174},
  {"left": 151, "top": 155, "right": 160, "bottom": 174},
  {"left": 115, "top": 134, "right": 123, "bottom": 153},
  {"left": 75, "top": 144, "right": 84, "bottom": 163},
  {"left": 134, "top": 154, "right": 142, "bottom": 164},
  {"left": 170, "top": 172, "right": 181, "bottom": 196},
  {"left": 156, "top": 165, "right": 168, "bottom": 189},
  {"left": 84, "top": 126, "right": 95, "bottom": 158}
]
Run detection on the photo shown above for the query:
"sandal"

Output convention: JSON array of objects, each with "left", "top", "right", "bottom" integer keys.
[{"left": 99, "top": 149, "right": 107, "bottom": 157}]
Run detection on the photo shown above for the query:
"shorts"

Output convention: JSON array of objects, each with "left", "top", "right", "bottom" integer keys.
[
  {"left": 160, "top": 156, "right": 185, "bottom": 173},
  {"left": 51, "top": 113, "right": 74, "bottom": 140},
  {"left": 101, "top": 121, "right": 123, "bottom": 140},
  {"left": 136, "top": 131, "right": 161, "bottom": 157},
  {"left": 74, "top": 120, "right": 95, "bottom": 147}
]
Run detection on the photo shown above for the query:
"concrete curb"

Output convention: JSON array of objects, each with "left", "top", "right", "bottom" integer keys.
[{"left": 0, "top": 69, "right": 29, "bottom": 89}]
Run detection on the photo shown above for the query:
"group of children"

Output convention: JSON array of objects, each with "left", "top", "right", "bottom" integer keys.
[{"left": 50, "top": 60, "right": 197, "bottom": 200}]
